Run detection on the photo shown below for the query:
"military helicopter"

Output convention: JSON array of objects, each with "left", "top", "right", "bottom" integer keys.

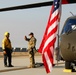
[
  {"left": 0, "top": 0, "right": 76, "bottom": 72},
  {"left": 60, "top": 15, "right": 76, "bottom": 71}
]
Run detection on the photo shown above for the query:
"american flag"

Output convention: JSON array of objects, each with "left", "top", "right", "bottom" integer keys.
[{"left": 38, "top": 0, "right": 61, "bottom": 73}]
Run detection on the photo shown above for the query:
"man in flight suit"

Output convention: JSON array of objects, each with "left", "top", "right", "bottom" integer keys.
[
  {"left": 24, "top": 32, "right": 37, "bottom": 68},
  {"left": 2, "top": 32, "right": 13, "bottom": 67}
]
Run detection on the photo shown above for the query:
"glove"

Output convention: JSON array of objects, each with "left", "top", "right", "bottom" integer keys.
[
  {"left": 24, "top": 36, "right": 27, "bottom": 40},
  {"left": 3, "top": 51, "right": 6, "bottom": 54}
]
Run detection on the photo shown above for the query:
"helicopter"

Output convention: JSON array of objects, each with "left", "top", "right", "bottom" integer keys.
[
  {"left": 0, "top": 0, "right": 76, "bottom": 72},
  {"left": 60, "top": 15, "right": 76, "bottom": 71}
]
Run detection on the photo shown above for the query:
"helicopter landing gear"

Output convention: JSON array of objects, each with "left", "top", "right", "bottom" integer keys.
[{"left": 64, "top": 61, "right": 75, "bottom": 72}]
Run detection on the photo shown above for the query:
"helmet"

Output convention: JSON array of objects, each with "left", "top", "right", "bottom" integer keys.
[{"left": 4, "top": 32, "right": 10, "bottom": 36}]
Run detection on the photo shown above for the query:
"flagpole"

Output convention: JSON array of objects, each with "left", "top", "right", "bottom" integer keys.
[
  {"left": 56, "top": 23, "right": 60, "bottom": 65},
  {"left": 57, "top": 26, "right": 59, "bottom": 48},
  {"left": 56, "top": 0, "right": 62, "bottom": 65},
  {"left": 57, "top": 0, "right": 62, "bottom": 48}
]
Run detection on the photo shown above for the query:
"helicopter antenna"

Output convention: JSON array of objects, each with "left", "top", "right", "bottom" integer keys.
[{"left": 70, "top": 12, "right": 74, "bottom": 16}]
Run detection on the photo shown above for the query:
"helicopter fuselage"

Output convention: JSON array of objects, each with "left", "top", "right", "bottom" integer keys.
[{"left": 60, "top": 16, "right": 76, "bottom": 62}]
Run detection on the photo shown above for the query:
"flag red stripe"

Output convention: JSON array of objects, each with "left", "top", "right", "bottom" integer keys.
[
  {"left": 48, "top": 13, "right": 59, "bottom": 29},
  {"left": 42, "top": 54, "right": 50, "bottom": 73},
  {"left": 42, "top": 33, "right": 57, "bottom": 54},
  {"left": 47, "top": 48, "right": 54, "bottom": 65},
  {"left": 45, "top": 29, "right": 56, "bottom": 48},
  {"left": 43, "top": 46, "right": 54, "bottom": 73},
  {"left": 44, "top": 26, "right": 57, "bottom": 47},
  {"left": 43, "top": 37, "right": 56, "bottom": 53}
]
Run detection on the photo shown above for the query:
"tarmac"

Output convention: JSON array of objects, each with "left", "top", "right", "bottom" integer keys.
[{"left": 0, "top": 55, "right": 76, "bottom": 75}]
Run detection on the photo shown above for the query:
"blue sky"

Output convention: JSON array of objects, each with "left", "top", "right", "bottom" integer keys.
[{"left": 0, "top": 0, "right": 76, "bottom": 48}]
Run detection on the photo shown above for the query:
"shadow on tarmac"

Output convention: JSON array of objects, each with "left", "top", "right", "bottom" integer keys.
[
  {"left": 0, "top": 62, "right": 44, "bottom": 73},
  {"left": 54, "top": 65, "right": 65, "bottom": 68}
]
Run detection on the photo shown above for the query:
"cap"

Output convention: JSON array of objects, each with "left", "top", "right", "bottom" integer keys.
[{"left": 29, "top": 32, "right": 34, "bottom": 36}]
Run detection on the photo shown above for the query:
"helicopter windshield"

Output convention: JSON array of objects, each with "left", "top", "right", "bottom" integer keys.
[{"left": 61, "top": 19, "right": 76, "bottom": 34}]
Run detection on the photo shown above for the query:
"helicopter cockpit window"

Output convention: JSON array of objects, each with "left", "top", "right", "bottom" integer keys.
[{"left": 61, "top": 19, "right": 76, "bottom": 34}]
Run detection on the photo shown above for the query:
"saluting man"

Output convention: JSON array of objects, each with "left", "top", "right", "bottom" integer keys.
[
  {"left": 2, "top": 32, "right": 13, "bottom": 67},
  {"left": 24, "top": 32, "right": 37, "bottom": 68}
]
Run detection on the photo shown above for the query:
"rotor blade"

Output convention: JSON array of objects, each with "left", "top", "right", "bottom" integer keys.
[
  {"left": 0, "top": 1, "right": 53, "bottom": 12},
  {"left": 0, "top": 0, "right": 76, "bottom": 12}
]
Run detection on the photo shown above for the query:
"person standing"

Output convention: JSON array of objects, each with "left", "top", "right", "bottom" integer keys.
[
  {"left": 2, "top": 32, "right": 13, "bottom": 67},
  {"left": 24, "top": 32, "right": 37, "bottom": 68}
]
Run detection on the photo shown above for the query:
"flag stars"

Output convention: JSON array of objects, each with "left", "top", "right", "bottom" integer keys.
[
  {"left": 55, "top": 5, "right": 56, "bottom": 8},
  {"left": 55, "top": 2, "right": 57, "bottom": 4},
  {"left": 54, "top": 2, "right": 58, "bottom": 8}
]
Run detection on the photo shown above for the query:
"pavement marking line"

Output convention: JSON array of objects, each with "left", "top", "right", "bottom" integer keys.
[{"left": 0, "top": 66, "right": 29, "bottom": 73}]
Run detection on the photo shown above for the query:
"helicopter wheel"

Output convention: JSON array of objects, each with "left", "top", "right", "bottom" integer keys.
[
  {"left": 65, "top": 61, "right": 75, "bottom": 72},
  {"left": 65, "top": 61, "right": 71, "bottom": 69}
]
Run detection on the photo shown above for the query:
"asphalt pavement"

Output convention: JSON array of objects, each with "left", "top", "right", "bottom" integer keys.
[{"left": 0, "top": 56, "right": 76, "bottom": 75}]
